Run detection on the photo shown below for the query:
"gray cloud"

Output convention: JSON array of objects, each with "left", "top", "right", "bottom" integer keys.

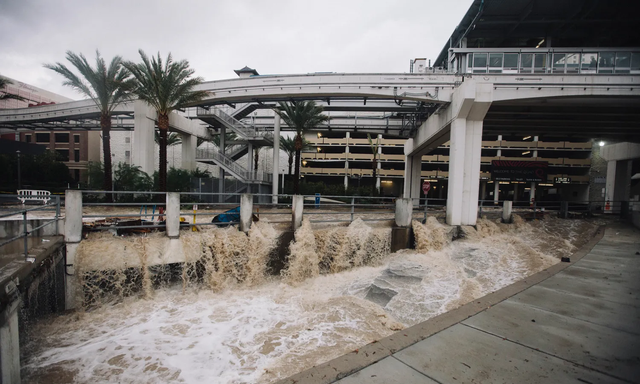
[{"left": 0, "top": 0, "right": 472, "bottom": 100}]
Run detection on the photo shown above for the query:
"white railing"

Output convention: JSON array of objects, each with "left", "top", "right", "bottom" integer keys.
[
  {"left": 197, "top": 147, "right": 272, "bottom": 184},
  {"left": 197, "top": 107, "right": 266, "bottom": 140}
]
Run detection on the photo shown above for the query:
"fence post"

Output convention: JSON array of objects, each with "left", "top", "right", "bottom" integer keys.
[
  {"left": 559, "top": 201, "right": 569, "bottom": 219},
  {"left": 240, "top": 194, "right": 253, "bottom": 232},
  {"left": 350, "top": 197, "right": 355, "bottom": 222},
  {"left": 502, "top": 200, "right": 513, "bottom": 223},
  {"left": 478, "top": 199, "right": 483, "bottom": 218},
  {"left": 22, "top": 211, "right": 28, "bottom": 260},
  {"left": 64, "top": 190, "right": 83, "bottom": 310},
  {"left": 166, "top": 193, "right": 180, "bottom": 238},
  {"left": 292, "top": 195, "right": 304, "bottom": 231},
  {"left": 55, "top": 195, "right": 61, "bottom": 235}
]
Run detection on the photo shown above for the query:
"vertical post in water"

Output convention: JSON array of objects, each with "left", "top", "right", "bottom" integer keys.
[
  {"left": 55, "top": 195, "right": 61, "bottom": 235},
  {"left": 502, "top": 200, "right": 513, "bottom": 223},
  {"left": 292, "top": 195, "right": 304, "bottom": 231},
  {"left": 64, "top": 190, "right": 83, "bottom": 310},
  {"left": 22, "top": 211, "right": 28, "bottom": 259},
  {"left": 350, "top": 197, "right": 355, "bottom": 222},
  {"left": 240, "top": 194, "right": 253, "bottom": 233},
  {"left": 395, "top": 198, "right": 413, "bottom": 227},
  {"left": 166, "top": 192, "right": 181, "bottom": 238}
]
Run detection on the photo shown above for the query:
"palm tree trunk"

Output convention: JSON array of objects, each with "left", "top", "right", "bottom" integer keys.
[
  {"left": 288, "top": 154, "right": 293, "bottom": 175},
  {"left": 158, "top": 113, "right": 169, "bottom": 192},
  {"left": 254, "top": 148, "right": 259, "bottom": 171},
  {"left": 294, "top": 133, "right": 303, "bottom": 194},
  {"left": 101, "top": 113, "right": 113, "bottom": 203}
]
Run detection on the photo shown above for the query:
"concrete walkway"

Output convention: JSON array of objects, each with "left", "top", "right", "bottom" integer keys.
[{"left": 277, "top": 223, "right": 640, "bottom": 384}]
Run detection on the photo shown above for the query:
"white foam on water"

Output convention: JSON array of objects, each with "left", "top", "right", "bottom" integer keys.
[{"left": 22, "top": 216, "right": 600, "bottom": 383}]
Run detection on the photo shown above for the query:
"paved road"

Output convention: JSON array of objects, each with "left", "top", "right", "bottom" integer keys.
[{"left": 278, "top": 223, "right": 640, "bottom": 384}]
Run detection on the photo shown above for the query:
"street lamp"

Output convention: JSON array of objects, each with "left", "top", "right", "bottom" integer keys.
[{"left": 16, "top": 150, "right": 21, "bottom": 189}]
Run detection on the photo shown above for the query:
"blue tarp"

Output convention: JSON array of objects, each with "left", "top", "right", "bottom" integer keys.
[{"left": 212, "top": 206, "right": 240, "bottom": 223}]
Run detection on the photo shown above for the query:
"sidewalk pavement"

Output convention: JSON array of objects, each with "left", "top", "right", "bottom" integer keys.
[{"left": 277, "top": 223, "right": 640, "bottom": 384}]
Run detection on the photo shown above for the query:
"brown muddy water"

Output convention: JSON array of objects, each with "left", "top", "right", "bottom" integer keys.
[{"left": 21, "top": 215, "right": 602, "bottom": 383}]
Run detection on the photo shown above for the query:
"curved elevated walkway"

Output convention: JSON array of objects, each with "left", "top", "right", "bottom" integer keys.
[{"left": 277, "top": 222, "right": 640, "bottom": 384}]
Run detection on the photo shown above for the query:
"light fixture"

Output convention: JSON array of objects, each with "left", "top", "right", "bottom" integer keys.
[
  {"left": 302, "top": 160, "right": 308, "bottom": 166},
  {"left": 599, "top": 141, "right": 605, "bottom": 147},
  {"left": 522, "top": 151, "right": 531, "bottom": 155},
  {"left": 317, "top": 147, "right": 321, "bottom": 152},
  {"left": 523, "top": 136, "right": 531, "bottom": 140},
  {"left": 317, "top": 132, "right": 322, "bottom": 138},
  {"left": 535, "top": 39, "right": 545, "bottom": 48}
]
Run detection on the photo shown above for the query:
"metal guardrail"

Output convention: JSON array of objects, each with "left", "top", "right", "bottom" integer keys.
[
  {"left": 197, "top": 106, "right": 272, "bottom": 140},
  {"left": 0, "top": 195, "right": 61, "bottom": 261}
]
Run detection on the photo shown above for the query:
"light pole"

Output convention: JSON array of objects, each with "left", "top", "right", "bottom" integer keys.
[{"left": 16, "top": 150, "right": 21, "bottom": 189}]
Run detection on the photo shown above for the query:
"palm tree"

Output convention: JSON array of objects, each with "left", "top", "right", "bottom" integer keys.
[
  {"left": 124, "top": 50, "right": 207, "bottom": 192},
  {"left": 275, "top": 102, "right": 329, "bottom": 193},
  {"left": 45, "top": 51, "right": 133, "bottom": 201},
  {"left": 281, "top": 136, "right": 311, "bottom": 175},
  {"left": 154, "top": 131, "right": 182, "bottom": 147},
  {"left": 367, "top": 133, "right": 381, "bottom": 192},
  {"left": 0, "top": 77, "right": 26, "bottom": 102}
]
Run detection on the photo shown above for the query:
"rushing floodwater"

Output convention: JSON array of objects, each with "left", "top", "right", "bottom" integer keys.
[{"left": 21, "top": 216, "right": 600, "bottom": 383}]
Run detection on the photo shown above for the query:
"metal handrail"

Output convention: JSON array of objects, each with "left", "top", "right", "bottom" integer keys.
[{"left": 197, "top": 147, "right": 273, "bottom": 183}]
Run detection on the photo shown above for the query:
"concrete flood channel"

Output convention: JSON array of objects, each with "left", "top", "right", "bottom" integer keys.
[{"left": 0, "top": 203, "right": 623, "bottom": 384}]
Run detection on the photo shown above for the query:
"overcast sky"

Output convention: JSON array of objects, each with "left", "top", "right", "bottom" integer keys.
[{"left": 0, "top": 0, "right": 472, "bottom": 100}]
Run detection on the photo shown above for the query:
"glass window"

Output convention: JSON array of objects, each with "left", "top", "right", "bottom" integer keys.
[
  {"left": 581, "top": 53, "right": 598, "bottom": 71},
  {"left": 468, "top": 54, "right": 473, "bottom": 68},
  {"left": 534, "top": 53, "right": 547, "bottom": 72},
  {"left": 489, "top": 53, "right": 503, "bottom": 68},
  {"left": 599, "top": 52, "right": 615, "bottom": 67},
  {"left": 74, "top": 150, "right": 80, "bottom": 162},
  {"left": 55, "top": 133, "right": 69, "bottom": 143},
  {"left": 36, "top": 133, "right": 50, "bottom": 143},
  {"left": 125, "top": 137, "right": 131, "bottom": 144},
  {"left": 520, "top": 53, "right": 533, "bottom": 72},
  {"left": 552, "top": 53, "right": 566, "bottom": 73},
  {"left": 565, "top": 53, "right": 579, "bottom": 73},
  {"left": 74, "top": 134, "right": 80, "bottom": 143},
  {"left": 473, "top": 53, "right": 487, "bottom": 68},
  {"left": 56, "top": 149, "right": 69, "bottom": 161},
  {"left": 616, "top": 52, "right": 631, "bottom": 68},
  {"left": 631, "top": 52, "right": 640, "bottom": 71},
  {"left": 504, "top": 53, "right": 518, "bottom": 70}
]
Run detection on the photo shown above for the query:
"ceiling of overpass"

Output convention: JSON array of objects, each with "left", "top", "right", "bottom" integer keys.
[
  {"left": 435, "top": 0, "right": 640, "bottom": 68},
  {"left": 484, "top": 97, "right": 640, "bottom": 141}
]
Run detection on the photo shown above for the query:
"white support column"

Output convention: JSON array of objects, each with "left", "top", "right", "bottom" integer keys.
[
  {"left": 461, "top": 119, "right": 483, "bottom": 225},
  {"left": 64, "top": 190, "right": 82, "bottom": 310},
  {"left": 376, "top": 134, "right": 382, "bottom": 191},
  {"left": 240, "top": 194, "right": 253, "bottom": 232},
  {"left": 166, "top": 192, "right": 180, "bottom": 238},
  {"left": 344, "top": 132, "right": 350, "bottom": 190},
  {"left": 530, "top": 182, "right": 536, "bottom": 202},
  {"left": 502, "top": 200, "right": 513, "bottom": 223},
  {"left": 446, "top": 118, "right": 466, "bottom": 225},
  {"left": 246, "top": 143, "right": 254, "bottom": 194},
  {"left": 272, "top": 115, "right": 281, "bottom": 204},
  {"left": 180, "top": 133, "right": 196, "bottom": 172},
  {"left": 494, "top": 182, "right": 500, "bottom": 204},
  {"left": 292, "top": 195, "right": 304, "bottom": 231},
  {"left": 402, "top": 154, "right": 422, "bottom": 203},
  {"left": 0, "top": 291, "right": 20, "bottom": 384},
  {"left": 132, "top": 100, "right": 156, "bottom": 176}
]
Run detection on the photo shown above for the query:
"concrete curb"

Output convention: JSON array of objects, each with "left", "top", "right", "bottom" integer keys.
[{"left": 274, "top": 226, "right": 606, "bottom": 384}]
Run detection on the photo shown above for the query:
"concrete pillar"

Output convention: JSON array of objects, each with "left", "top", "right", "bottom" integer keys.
[
  {"left": 0, "top": 287, "right": 20, "bottom": 384},
  {"left": 272, "top": 115, "right": 281, "bottom": 204},
  {"left": 240, "top": 194, "right": 253, "bottom": 232},
  {"left": 494, "top": 182, "right": 500, "bottom": 204},
  {"left": 166, "top": 192, "right": 180, "bottom": 238},
  {"left": 480, "top": 181, "right": 487, "bottom": 201},
  {"left": 132, "top": 100, "right": 156, "bottom": 176},
  {"left": 395, "top": 198, "right": 413, "bottom": 227},
  {"left": 247, "top": 143, "right": 254, "bottom": 172},
  {"left": 344, "top": 132, "right": 350, "bottom": 190},
  {"left": 530, "top": 182, "right": 536, "bottom": 202},
  {"left": 513, "top": 183, "right": 519, "bottom": 202},
  {"left": 64, "top": 190, "right": 82, "bottom": 310},
  {"left": 605, "top": 160, "right": 616, "bottom": 212},
  {"left": 180, "top": 133, "right": 196, "bottom": 171},
  {"left": 461, "top": 119, "right": 483, "bottom": 225},
  {"left": 292, "top": 195, "right": 304, "bottom": 231},
  {"left": 446, "top": 118, "right": 466, "bottom": 225},
  {"left": 502, "top": 200, "right": 513, "bottom": 223},
  {"left": 376, "top": 134, "right": 382, "bottom": 191},
  {"left": 403, "top": 139, "right": 422, "bottom": 203}
]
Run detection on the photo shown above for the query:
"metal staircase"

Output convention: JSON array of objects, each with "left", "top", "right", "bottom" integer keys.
[
  {"left": 196, "top": 107, "right": 273, "bottom": 145},
  {"left": 196, "top": 147, "right": 272, "bottom": 185}
]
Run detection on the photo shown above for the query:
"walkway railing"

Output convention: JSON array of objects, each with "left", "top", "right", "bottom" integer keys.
[
  {"left": 196, "top": 106, "right": 272, "bottom": 141},
  {"left": 196, "top": 147, "right": 273, "bottom": 184},
  {"left": 0, "top": 195, "right": 61, "bottom": 261}
]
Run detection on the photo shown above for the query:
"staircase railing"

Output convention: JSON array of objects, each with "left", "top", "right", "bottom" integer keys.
[
  {"left": 197, "top": 147, "right": 272, "bottom": 184},
  {"left": 197, "top": 107, "right": 269, "bottom": 140}
]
